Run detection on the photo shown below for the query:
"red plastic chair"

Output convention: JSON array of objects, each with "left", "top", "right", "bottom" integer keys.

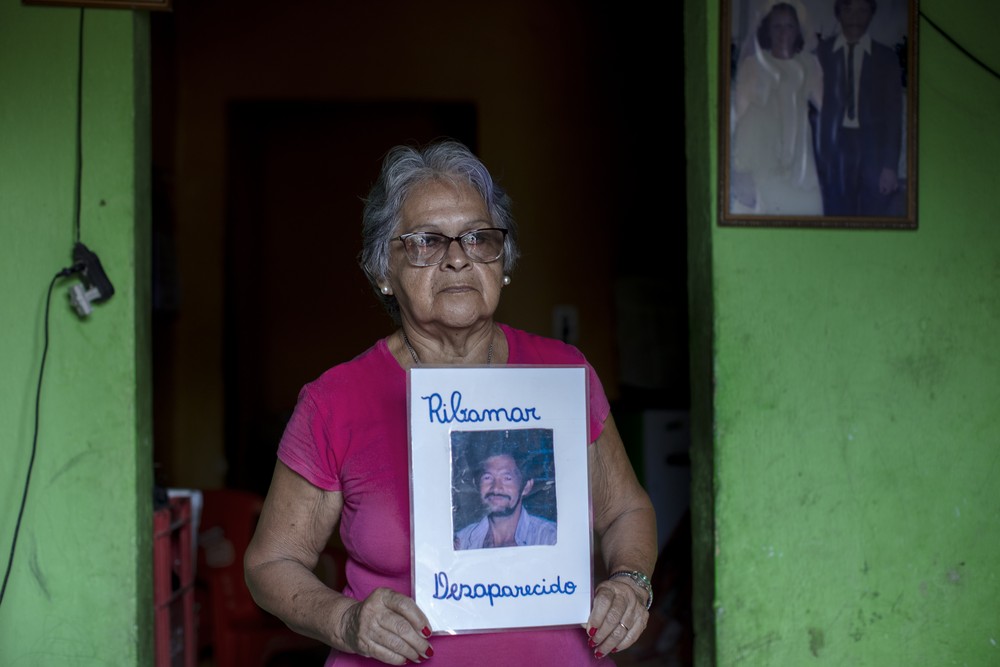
[{"left": 196, "top": 488, "right": 343, "bottom": 667}]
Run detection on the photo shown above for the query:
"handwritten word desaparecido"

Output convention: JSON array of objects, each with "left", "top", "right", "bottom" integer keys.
[{"left": 433, "top": 571, "right": 577, "bottom": 607}]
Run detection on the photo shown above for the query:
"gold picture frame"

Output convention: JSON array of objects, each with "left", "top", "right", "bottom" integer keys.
[
  {"left": 719, "top": 0, "right": 918, "bottom": 229},
  {"left": 23, "top": 0, "right": 171, "bottom": 10}
]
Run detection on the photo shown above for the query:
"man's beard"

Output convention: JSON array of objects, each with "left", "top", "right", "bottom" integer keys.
[{"left": 484, "top": 493, "right": 518, "bottom": 517}]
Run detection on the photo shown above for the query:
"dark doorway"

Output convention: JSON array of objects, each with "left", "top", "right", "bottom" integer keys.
[{"left": 222, "top": 101, "right": 478, "bottom": 493}]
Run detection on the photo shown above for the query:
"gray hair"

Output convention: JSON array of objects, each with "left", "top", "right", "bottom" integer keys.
[{"left": 359, "top": 139, "right": 519, "bottom": 322}]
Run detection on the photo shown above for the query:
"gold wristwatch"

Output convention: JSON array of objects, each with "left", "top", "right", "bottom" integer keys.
[{"left": 609, "top": 570, "right": 653, "bottom": 610}]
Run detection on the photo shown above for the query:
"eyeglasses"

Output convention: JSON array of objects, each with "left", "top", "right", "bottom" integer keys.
[{"left": 396, "top": 228, "right": 508, "bottom": 267}]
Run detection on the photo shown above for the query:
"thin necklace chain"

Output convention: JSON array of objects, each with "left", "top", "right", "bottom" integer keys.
[{"left": 401, "top": 329, "right": 493, "bottom": 366}]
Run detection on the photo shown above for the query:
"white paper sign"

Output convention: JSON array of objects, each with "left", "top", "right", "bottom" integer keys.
[{"left": 408, "top": 366, "right": 593, "bottom": 634}]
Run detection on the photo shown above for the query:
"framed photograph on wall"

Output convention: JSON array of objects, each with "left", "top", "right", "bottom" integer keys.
[
  {"left": 22, "top": 0, "right": 171, "bottom": 9},
  {"left": 408, "top": 366, "right": 592, "bottom": 633},
  {"left": 719, "top": 0, "right": 918, "bottom": 229}
]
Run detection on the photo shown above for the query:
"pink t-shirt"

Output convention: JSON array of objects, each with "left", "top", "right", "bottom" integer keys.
[{"left": 278, "top": 324, "right": 611, "bottom": 666}]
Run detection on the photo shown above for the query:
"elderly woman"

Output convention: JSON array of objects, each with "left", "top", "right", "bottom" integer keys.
[{"left": 244, "top": 139, "right": 657, "bottom": 666}]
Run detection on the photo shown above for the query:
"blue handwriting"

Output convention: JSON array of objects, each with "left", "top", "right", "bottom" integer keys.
[
  {"left": 421, "top": 391, "right": 541, "bottom": 424},
  {"left": 432, "top": 571, "right": 577, "bottom": 607}
]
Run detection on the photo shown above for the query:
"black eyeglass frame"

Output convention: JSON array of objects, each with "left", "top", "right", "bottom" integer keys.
[{"left": 395, "top": 227, "right": 509, "bottom": 267}]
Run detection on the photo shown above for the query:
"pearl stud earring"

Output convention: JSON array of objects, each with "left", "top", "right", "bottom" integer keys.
[
  {"left": 502, "top": 275, "right": 511, "bottom": 286},
  {"left": 380, "top": 285, "right": 391, "bottom": 295}
]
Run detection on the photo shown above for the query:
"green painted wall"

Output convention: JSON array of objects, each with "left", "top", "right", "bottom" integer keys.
[
  {"left": 686, "top": 1, "right": 1000, "bottom": 665},
  {"left": 0, "top": 2, "right": 152, "bottom": 664}
]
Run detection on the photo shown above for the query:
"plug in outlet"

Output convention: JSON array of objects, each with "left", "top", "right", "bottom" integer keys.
[
  {"left": 68, "top": 242, "right": 115, "bottom": 317},
  {"left": 68, "top": 283, "right": 103, "bottom": 316},
  {"left": 552, "top": 305, "right": 579, "bottom": 345}
]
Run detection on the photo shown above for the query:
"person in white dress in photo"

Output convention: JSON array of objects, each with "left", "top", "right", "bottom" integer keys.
[{"left": 730, "top": 0, "right": 824, "bottom": 216}]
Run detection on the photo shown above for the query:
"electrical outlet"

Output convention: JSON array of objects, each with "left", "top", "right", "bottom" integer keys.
[
  {"left": 68, "top": 242, "right": 115, "bottom": 317},
  {"left": 552, "top": 305, "right": 579, "bottom": 345}
]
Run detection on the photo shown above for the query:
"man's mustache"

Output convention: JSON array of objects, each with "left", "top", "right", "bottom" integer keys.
[{"left": 484, "top": 493, "right": 512, "bottom": 502}]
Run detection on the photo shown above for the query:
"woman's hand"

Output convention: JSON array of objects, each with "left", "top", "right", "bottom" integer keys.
[
  {"left": 336, "top": 588, "right": 434, "bottom": 665},
  {"left": 585, "top": 578, "right": 649, "bottom": 658}
]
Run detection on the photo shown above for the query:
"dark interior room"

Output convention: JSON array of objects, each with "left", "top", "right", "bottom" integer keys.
[{"left": 149, "top": 2, "right": 691, "bottom": 665}]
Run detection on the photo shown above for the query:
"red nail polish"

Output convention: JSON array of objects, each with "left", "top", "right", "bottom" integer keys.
[
  {"left": 588, "top": 638, "right": 596, "bottom": 648},
  {"left": 425, "top": 646, "right": 434, "bottom": 658},
  {"left": 595, "top": 651, "right": 604, "bottom": 659},
  {"left": 589, "top": 627, "right": 597, "bottom": 637},
  {"left": 611, "top": 648, "right": 618, "bottom": 654},
  {"left": 422, "top": 626, "right": 432, "bottom": 637}
]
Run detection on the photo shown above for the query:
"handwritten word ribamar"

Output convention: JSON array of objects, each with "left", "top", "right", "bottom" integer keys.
[
  {"left": 420, "top": 391, "right": 541, "bottom": 424},
  {"left": 433, "top": 572, "right": 577, "bottom": 607}
]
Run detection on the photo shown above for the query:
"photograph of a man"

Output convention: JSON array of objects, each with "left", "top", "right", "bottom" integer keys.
[
  {"left": 452, "top": 429, "right": 557, "bottom": 550},
  {"left": 814, "top": 0, "right": 905, "bottom": 217}
]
